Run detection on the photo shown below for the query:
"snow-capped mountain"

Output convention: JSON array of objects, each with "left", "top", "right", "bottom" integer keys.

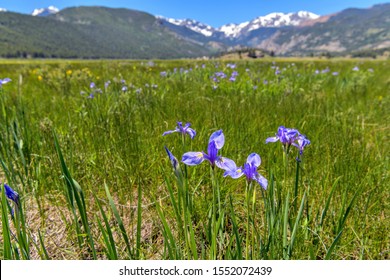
[
  {"left": 32, "top": 6, "right": 59, "bottom": 17},
  {"left": 159, "top": 11, "right": 320, "bottom": 39},
  {"left": 218, "top": 11, "right": 320, "bottom": 38},
  {"left": 157, "top": 16, "right": 215, "bottom": 37},
  {"left": 0, "top": 8, "right": 7, "bottom": 12}
]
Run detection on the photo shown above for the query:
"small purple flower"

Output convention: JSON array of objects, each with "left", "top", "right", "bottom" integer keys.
[
  {"left": 266, "top": 126, "right": 299, "bottom": 146},
  {"left": 314, "top": 70, "right": 320, "bottom": 75},
  {"left": 164, "top": 146, "right": 180, "bottom": 172},
  {"left": 321, "top": 67, "right": 330, "bottom": 74},
  {"left": 3, "top": 183, "right": 19, "bottom": 206},
  {"left": 163, "top": 121, "right": 196, "bottom": 139},
  {"left": 182, "top": 130, "right": 228, "bottom": 169},
  {"left": 215, "top": 71, "right": 227, "bottom": 79},
  {"left": 222, "top": 153, "right": 268, "bottom": 190},
  {"left": 267, "top": 126, "right": 311, "bottom": 156},
  {"left": 122, "top": 86, "right": 128, "bottom": 92},
  {"left": 229, "top": 71, "right": 238, "bottom": 81},
  {"left": 104, "top": 81, "right": 111, "bottom": 89},
  {"left": 332, "top": 72, "right": 339, "bottom": 76},
  {"left": 0, "top": 78, "right": 11, "bottom": 87},
  {"left": 292, "top": 134, "right": 311, "bottom": 155},
  {"left": 352, "top": 66, "right": 359, "bottom": 71},
  {"left": 88, "top": 93, "right": 94, "bottom": 99},
  {"left": 90, "top": 82, "right": 95, "bottom": 89},
  {"left": 160, "top": 71, "right": 167, "bottom": 77}
]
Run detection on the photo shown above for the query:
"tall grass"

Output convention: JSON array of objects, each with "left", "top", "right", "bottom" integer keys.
[{"left": 0, "top": 58, "right": 388, "bottom": 259}]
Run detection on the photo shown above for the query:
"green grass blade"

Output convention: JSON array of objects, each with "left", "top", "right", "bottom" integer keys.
[
  {"left": 288, "top": 191, "right": 306, "bottom": 258},
  {"left": 136, "top": 182, "right": 142, "bottom": 259},
  {"left": 320, "top": 176, "right": 342, "bottom": 227},
  {"left": 96, "top": 217, "right": 114, "bottom": 259},
  {"left": 38, "top": 230, "right": 50, "bottom": 260},
  {"left": 155, "top": 198, "right": 178, "bottom": 259},
  {"left": 94, "top": 193, "right": 118, "bottom": 260},
  {"left": 53, "top": 131, "right": 96, "bottom": 259},
  {"left": 338, "top": 188, "right": 361, "bottom": 233},
  {"left": 325, "top": 230, "right": 343, "bottom": 260},
  {"left": 229, "top": 195, "right": 242, "bottom": 259},
  {"left": 104, "top": 182, "right": 133, "bottom": 259},
  {"left": 283, "top": 191, "right": 290, "bottom": 260}
]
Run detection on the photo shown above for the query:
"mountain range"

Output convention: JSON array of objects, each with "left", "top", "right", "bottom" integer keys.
[{"left": 0, "top": 4, "right": 389, "bottom": 58}]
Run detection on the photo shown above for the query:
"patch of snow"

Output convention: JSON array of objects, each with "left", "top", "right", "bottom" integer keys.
[{"left": 32, "top": 5, "right": 59, "bottom": 16}]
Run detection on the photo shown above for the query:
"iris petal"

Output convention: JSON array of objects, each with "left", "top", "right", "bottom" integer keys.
[
  {"left": 209, "top": 130, "right": 224, "bottom": 149},
  {"left": 186, "top": 128, "right": 196, "bottom": 139},
  {"left": 217, "top": 157, "right": 238, "bottom": 171},
  {"left": 3, "top": 183, "right": 19, "bottom": 205},
  {"left": 162, "top": 129, "right": 179, "bottom": 136},
  {"left": 224, "top": 167, "right": 244, "bottom": 179},
  {"left": 182, "top": 152, "right": 205, "bottom": 165},
  {"left": 164, "top": 146, "right": 179, "bottom": 171},
  {"left": 207, "top": 141, "right": 219, "bottom": 163},
  {"left": 265, "top": 136, "right": 279, "bottom": 143},
  {"left": 254, "top": 174, "right": 268, "bottom": 190},
  {"left": 247, "top": 153, "right": 261, "bottom": 167}
]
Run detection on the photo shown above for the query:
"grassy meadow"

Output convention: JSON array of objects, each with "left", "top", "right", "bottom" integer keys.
[{"left": 0, "top": 58, "right": 388, "bottom": 260}]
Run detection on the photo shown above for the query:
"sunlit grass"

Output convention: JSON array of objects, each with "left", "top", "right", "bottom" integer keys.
[{"left": 0, "top": 58, "right": 388, "bottom": 259}]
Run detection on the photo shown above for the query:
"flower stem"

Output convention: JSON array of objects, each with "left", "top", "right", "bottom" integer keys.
[
  {"left": 210, "top": 166, "right": 218, "bottom": 260},
  {"left": 294, "top": 154, "right": 300, "bottom": 211}
]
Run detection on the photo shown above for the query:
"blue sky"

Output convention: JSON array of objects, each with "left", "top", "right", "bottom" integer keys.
[{"left": 1, "top": 0, "right": 386, "bottom": 27}]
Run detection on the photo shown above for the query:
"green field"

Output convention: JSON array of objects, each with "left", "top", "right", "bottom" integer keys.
[{"left": 0, "top": 58, "right": 388, "bottom": 260}]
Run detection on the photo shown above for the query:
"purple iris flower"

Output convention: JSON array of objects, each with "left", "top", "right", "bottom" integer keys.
[
  {"left": 215, "top": 71, "right": 227, "bottom": 79},
  {"left": 222, "top": 153, "right": 268, "bottom": 190},
  {"left": 90, "top": 82, "right": 95, "bottom": 89},
  {"left": 292, "top": 134, "right": 311, "bottom": 155},
  {"left": 3, "top": 183, "right": 20, "bottom": 206},
  {"left": 0, "top": 78, "right": 11, "bottom": 87},
  {"left": 182, "top": 130, "right": 228, "bottom": 169},
  {"left": 164, "top": 146, "right": 180, "bottom": 172},
  {"left": 265, "top": 126, "right": 299, "bottom": 146},
  {"left": 229, "top": 71, "right": 238, "bottom": 82},
  {"left": 163, "top": 121, "right": 196, "bottom": 139}
]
